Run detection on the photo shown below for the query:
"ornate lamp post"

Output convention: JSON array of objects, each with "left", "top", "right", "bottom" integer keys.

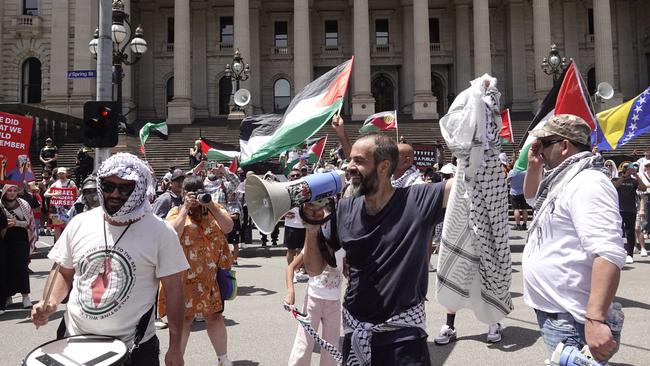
[
  {"left": 224, "top": 49, "right": 251, "bottom": 113},
  {"left": 540, "top": 44, "right": 567, "bottom": 83},
  {"left": 89, "top": 0, "right": 148, "bottom": 125}
]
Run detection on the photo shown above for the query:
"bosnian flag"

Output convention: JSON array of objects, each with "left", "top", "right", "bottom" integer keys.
[
  {"left": 513, "top": 60, "right": 596, "bottom": 172},
  {"left": 239, "top": 57, "right": 353, "bottom": 166},
  {"left": 200, "top": 137, "right": 240, "bottom": 161},
  {"left": 499, "top": 109, "right": 514, "bottom": 145},
  {"left": 359, "top": 110, "right": 397, "bottom": 133}
]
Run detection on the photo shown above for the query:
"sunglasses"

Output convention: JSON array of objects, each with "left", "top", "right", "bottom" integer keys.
[
  {"left": 100, "top": 180, "right": 136, "bottom": 196},
  {"left": 538, "top": 138, "right": 565, "bottom": 149}
]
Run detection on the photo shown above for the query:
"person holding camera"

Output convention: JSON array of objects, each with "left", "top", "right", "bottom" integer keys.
[
  {"left": 158, "top": 175, "right": 235, "bottom": 366},
  {"left": 613, "top": 162, "right": 647, "bottom": 264}
]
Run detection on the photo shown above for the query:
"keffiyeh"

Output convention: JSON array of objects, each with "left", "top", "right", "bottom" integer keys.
[
  {"left": 390, "top": 165, "right": 423, "bottom": 188},
  {"left": 96, "top": 153, "right": 157, "bottom": 224}
]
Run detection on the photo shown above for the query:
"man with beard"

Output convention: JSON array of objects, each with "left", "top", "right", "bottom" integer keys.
[
  {"left": 302, "top": 134, "right": 453, "bottom": 365},
  {"left": 153, "top": 169, "right": 185, "bottom": 219},
  {"left": 31, "top": 153, "right": 189, "bottom": 366}
]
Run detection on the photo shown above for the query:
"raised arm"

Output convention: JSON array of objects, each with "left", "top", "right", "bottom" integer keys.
[
  {"left": 524, "top": 141, "right": 544, "bottom": 199},
  {"left": 331, "top": 115, "right": 352, "bottom": 160}
]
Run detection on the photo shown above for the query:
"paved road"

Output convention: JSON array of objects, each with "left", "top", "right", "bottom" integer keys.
[{"left": 3, "top": 230, "right": 648, "bottom": 365}]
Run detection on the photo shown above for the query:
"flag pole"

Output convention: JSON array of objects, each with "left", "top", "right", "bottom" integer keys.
[{"left": 395, "top": 110, "right": 399, "bottom": 141}]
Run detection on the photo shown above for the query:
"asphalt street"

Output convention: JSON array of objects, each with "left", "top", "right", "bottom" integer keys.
[{"left": 2, "top": 229, "right": 648, "bottom": 365}]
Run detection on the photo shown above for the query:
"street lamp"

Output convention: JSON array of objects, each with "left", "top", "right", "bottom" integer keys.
[
  {"left": 540, "top": 44, "right": 567, "bottom": 83},
  {"left": 89, "top": 0, "right": 148, "bottom": 128},
  {"left": 224, "top": 49, "right": 251, "bottom": 112}
]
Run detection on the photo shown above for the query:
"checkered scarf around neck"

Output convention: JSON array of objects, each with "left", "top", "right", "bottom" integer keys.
[
  {"left": 530, "top": 151, "right": 608, "bottom": 235},
  {"left": 391, "top": 165, "right": 421, "bottom": 188},
  {"left": 1, "top": 184, "right": 37, "bottom": 250},
  {"left": 96, "top": 153, "right": 156, "bottom": 224}
]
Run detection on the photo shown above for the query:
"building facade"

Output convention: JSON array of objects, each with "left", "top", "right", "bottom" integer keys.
[{"left": 0, "top": 0, "right": 648, "bottom": 124}]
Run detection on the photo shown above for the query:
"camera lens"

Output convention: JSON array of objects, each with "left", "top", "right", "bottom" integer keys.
[{"left": 197, "top": 192, "right": 212, "bottom": 204}]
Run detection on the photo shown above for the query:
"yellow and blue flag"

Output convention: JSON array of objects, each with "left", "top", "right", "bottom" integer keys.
[{"left": 595, "top": 86, "right": 650, "bottom": 150}]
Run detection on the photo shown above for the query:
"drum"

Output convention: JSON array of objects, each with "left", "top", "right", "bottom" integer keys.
[{"left": 23, "top": 335, "right": 128, "bottom": 366}]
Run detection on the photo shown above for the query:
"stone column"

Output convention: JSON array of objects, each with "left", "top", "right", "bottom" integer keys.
[
  {"left": 533, "top": 0, "right": 552, "bottom": 98},
  {"left": 562, "top": 0, "right": 579, "bottom": 64},
  {"left": 508, "top": 0, "right": 528, "bottom": 111},
  {"left": 167, "top": 0, "right": 193, "bottom": 124},
  {"left": 191, "top": 3, "right": 208, "bottom": 118},
  {"left": 472, "top": 0, "right": 491, "bottom": 76},
  {"left": 412, "top": 0, "right": 436, "bottom": 119},
  {"left": 616, "top": 0, "right": 635, "bottom": 99},
  {"left": 46, "top": 0, "right": 70, "bottom": 113},
  {"left": 400, "top": 0, "right": 414, "bottom": 114},
  {"left": 454, "top": 0, "right": 472, "bottom": 93},
  {"left": 250, "top": 1, "right": 262, "bottom": 114},
  {"left": 294, "top": 0, "right": 312, "bottom": 91},
  {"left": 234, "top": 0, "right": 251, "bottom": 92},
  {"left": 351, "top": 0, "right": 374, "bottom": 120},
  {"left": 136, "top": 8, "right": 155, "bottom": 120},
  {"left": 593, "top": 0, "right": 621, "bottom": 108},
  {"left": 72, "top": 0, "right": 97, "bottom": 113}
]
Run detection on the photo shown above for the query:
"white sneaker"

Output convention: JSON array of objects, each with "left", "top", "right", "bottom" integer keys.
[
  {"left": 218, "top": 358, "right": 233, "bottom": 366},
  {"left": 625, "top": 255, "right": 634, "bottom": 264},
  {"left": 434, "top": 325, "right": 457, "bottom": 345},
  {"left": 22, "top": 296, "right": 32, "bottom": 308},
  {"left": 154, "top": 318, "right": 168, "bottom": 329},
  {"left": 641, "top": 249, "right": 648, "bottom": 257},
  {"left": 194, "top": 314, "right": 205, "bottom": 322},
  {"left": 0, "top": 309, "right": 5, "bottom": 316},
  {"left": 487, "top": 323, "right": 502, "bottom": 343}
]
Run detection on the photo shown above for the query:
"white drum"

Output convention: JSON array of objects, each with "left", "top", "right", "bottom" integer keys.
[{"left": 23, "top": 335, "right": 128, "bottom": 366}]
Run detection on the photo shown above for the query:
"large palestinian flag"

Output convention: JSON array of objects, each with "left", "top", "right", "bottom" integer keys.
[
  {"left": 200, "top": 137, "right": 240, "bottom": 161},
  {"left": 513, "top": 60, "right": 596, "bottom": 172},
  {"left": 239, "top": 58, "right": 353, "bottom": 166}
]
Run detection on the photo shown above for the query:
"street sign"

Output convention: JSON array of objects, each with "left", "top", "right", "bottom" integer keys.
[{"left": 67, "top": 70, "right": 97, "bottom": 79}]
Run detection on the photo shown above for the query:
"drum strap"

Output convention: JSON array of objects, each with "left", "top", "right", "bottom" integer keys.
[{"left": 132, "top": 305, "right": 154, "bottom": 351}]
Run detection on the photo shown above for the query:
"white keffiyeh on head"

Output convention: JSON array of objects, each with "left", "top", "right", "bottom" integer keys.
[{"left": 96, "top": 153, "right": 156, "bottom": 224}]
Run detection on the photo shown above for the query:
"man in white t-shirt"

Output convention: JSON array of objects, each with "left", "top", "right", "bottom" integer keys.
[
  {"left": 523, "top": 114, "right": 626, "bottom": 363},
  {"left": 32, "top": 153, "right": 189, "bottom": 366}
]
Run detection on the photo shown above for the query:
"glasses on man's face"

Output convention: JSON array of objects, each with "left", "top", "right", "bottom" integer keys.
[
  {"left": 289, "top": 174, "right": 301, "bottom": 179},
  {"left": 100, "top": 180, "right": 136, "bottom": 197},
  {"left": 538, "top": 138, "right": 565, "bottom": 149}
]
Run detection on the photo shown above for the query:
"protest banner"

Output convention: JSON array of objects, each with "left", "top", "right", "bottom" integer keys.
[
  {"left": 413, "top": 144, "right": 436, "bottom": 170},
  {"left": 0, "top": 111, "right": 35, "bottom": 185},
  {"left": 49, "top": 187, "right": 77, "bottom": 227}
]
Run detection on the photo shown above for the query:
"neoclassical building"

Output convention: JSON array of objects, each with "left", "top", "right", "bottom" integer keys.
[{"left": 0, "top": 0, "right": 648, "bottom": 124}]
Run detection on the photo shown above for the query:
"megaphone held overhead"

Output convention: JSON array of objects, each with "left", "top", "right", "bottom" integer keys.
[
  {"left": 595, "top": 82, "right": 614, "bottom": 100},
  {"left": 234, "top": 88, "right": 251, "bottom": 107},
  {"left": 246, "top": 171, "right": 346, "bottom": 234}
]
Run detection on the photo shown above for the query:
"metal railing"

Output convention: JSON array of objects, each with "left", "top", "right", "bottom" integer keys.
[{"left": 430, "top": 43, "right": 441, "bottom": 52}]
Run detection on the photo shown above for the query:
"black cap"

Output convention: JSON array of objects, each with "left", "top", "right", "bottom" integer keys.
[{"left": 170, "top": 169, "right": 185, "bottom": 181}]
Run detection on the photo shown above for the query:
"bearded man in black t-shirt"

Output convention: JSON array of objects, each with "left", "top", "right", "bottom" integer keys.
[{"left": 303, "top": 134, "right": 453, "bottom": 366}]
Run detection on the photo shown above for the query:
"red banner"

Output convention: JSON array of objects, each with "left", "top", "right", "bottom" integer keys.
[
  {"left": 49, "top": 187, "right": 78, "bottom": 227},
  {"left": 0, "top": 111, "right": 35, "bottom": 185}
]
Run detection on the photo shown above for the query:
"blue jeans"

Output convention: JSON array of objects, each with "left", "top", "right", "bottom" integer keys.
[{"left": 535, "top": 310, "right": 620, "bottom": 365}]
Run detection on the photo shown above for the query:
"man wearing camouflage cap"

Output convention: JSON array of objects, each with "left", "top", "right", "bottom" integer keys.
[{"left": 522, "top": 114, "right": 626, "bottom": 363}]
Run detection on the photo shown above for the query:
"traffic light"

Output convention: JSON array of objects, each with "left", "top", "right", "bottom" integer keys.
[{"left": 83, "top": 101, "right": 119, "bottom": 148}]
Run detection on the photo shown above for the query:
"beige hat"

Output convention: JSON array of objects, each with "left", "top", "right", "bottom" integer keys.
[
  {"left": 529, "top": 114, "right": 592, "bottom": 146},
  {"left": 57, "top": 167, "right": 68, "bottom": 174}
]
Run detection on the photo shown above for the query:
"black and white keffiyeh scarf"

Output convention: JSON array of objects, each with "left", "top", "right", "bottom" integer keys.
[
  {"left": 96, "top": 153, "right": 157, "bottom": 224},
  {"left": 391, "top": 165, "right": 423, "bottom": 188}
]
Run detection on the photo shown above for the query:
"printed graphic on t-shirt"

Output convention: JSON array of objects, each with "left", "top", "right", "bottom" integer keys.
[
  {"left": 312, "top": 266, "right": 342, "bottom": 290},
  {"left": 76, "top": 246, "right": 136, "bottom": 318}
]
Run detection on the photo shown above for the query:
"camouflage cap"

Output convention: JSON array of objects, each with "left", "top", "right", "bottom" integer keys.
[{"left": 529, "top": 114, "right": 592, "bottom": 146}]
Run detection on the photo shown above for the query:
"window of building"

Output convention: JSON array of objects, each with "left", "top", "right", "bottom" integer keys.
[
  {"left": 325, "top": 20, "right": 338, "bottom": 48},
  {"left": 274, "top": 78, "right": 291, "bottom": 113},
  {"left": 23, "top": 0, "right": 38, "bottom": 16},
  {"left": 219, "top": 76, "right": 233, "bottom": 115},
  {"left": 275, "top": 21, "right": 288, "bottom": 48},
  {"left": 588, "top": 8, "right": 594, "bottom": 35},
  {"left": 375, "top": 19, "right": 389, "bottom": 46},
  {"left": 167, "top": 17, "right": 174, "bottom": 44},
  {"left": 220, "top": 16, "right": 234, "bottom": 46},
  {"left": 166, "top": 77, "right": 174, "bottom": 104},
  {"left": 429, "top": 18, "right": 440, "bottom": 44},
  {"left": 21, "top": 58, "right": 41, "bottom": 103}
]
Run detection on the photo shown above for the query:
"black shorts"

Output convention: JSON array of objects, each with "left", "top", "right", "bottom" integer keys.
[
  {"left": 342, "top": 328, "right": 430, "bottom": 366},
  {"left": 284, "top": 226, "right": 306, "bottom": 250},
  {"left": 126, "top": 335, "right": 160, "bottom": 365},
  {"left": 227, "top": 218, "right": 241, "bottom": 244},
  {"left": 510, "top": 194, "right": 528, "bottom": 210}
]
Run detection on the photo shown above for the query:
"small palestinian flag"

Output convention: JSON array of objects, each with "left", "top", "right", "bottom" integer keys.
[
  {"left": 200, "top": 137, "right": 240, "bottom": 161},
  {"left": 139, "top": 121, "right": 168, "bottom": 154},
  {"left": 359, "top": 110, "right": 397, "bottom": 133},
  {"left": 499, "top": 109, "right": 514, "bottom": 145},
  {"left": 306, "top": 135, "right": 328, "bottom": 164},
  {"left": 228, "top": 159, "right": 238, "bottom": 174}
]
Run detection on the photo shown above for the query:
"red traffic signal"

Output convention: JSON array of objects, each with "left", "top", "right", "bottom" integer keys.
[
  {"left": 83, "top": 101, "right": 119, "bottom": 148},
  {"left": 99, "top": 107, "right": 111, "bottom": 119}
]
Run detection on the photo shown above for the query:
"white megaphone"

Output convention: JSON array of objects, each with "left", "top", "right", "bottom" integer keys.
[
  {"left": 595, "top": 82, "right": 614, "bottom": 100},
  {"left": 234, "top": 88, "right": 251, "bottom": 107},
  {"left": 246, "top": 171, "right": 346, "bottom": 234}
]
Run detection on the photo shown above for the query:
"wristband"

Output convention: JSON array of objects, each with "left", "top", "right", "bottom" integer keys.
[{"left": 585, "top": 316, "right": 607, "bottom": 324}]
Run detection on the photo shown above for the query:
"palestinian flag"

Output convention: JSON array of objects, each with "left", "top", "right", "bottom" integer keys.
[
  {"left": 282, "top": 136, "right": 327, "bottom": 175},
  {"left": 499, "top": 109, "right": 514, "bottom": 145},
  {"left": 513, "top": 60, "right": 596, "bottom": 172},
  {"left": 359, "top": 110, "right": 397, "bottom": 133},
  {"left": 239, "top": 58, "right": 354, "bottom": 166},
  {"left": 229, "top": 158, "right": 238, "bottom": 174},
  {"left": 200, "top": 137, "right": 240, "bottom": 161},
  {"left": 139, "top": 122, "right": 168, "bottom": 154}
]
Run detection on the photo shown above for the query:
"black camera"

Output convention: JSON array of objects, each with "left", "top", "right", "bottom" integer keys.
[{"left": 195, "top": 189, "right": 212, "bottom": 204}]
